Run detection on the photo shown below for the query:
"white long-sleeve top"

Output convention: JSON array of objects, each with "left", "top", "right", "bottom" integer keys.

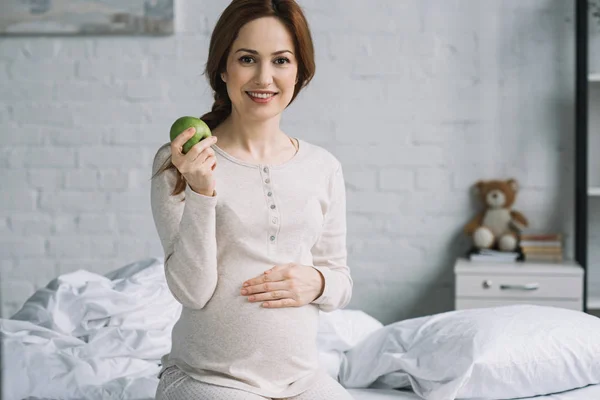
[{"left": 150, "top": 137, "right": 353, "bottom": 398}]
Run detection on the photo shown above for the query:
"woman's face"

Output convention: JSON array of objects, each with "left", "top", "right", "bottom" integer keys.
[{"left": 222, "top": 16, "right": 298, "bottom": 122}]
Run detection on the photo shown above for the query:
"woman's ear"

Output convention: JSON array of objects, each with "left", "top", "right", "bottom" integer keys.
[{"left": 221, "top": 72, "right": 227, "bottom": 82}]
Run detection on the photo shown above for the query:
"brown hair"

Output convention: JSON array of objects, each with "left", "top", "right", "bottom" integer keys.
[{"left": 151, "top": 0, "right": 316, "bottom": 196}]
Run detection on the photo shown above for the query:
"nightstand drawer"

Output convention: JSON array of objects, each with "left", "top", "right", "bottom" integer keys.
[
  {"left": 456, "top": 274, "right": 582, "bottom": 300},
  {"left": 456, "top": 298, "right": 582, "bottom": 311}
]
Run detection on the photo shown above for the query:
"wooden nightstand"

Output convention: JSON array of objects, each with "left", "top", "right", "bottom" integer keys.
[{"left": 454, "top": 257, "right": 584, "bottom": 311}]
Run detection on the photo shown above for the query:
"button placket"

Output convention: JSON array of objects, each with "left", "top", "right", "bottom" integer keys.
[{"left": 260, "top": 165, "right": 280, "bottom": 248}]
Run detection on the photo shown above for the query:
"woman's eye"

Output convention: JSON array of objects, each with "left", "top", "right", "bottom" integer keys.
[
  {"left": 274, "top": 57, "right": 290, "bottom": 65},
  {"left": 239, "top": 56, "right": 254, "bottom": 64}
]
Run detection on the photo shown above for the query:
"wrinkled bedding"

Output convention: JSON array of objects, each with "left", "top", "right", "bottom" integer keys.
[
  {"left": 2, "top": 257, "right": 599, "bottom": 400},
  {"left": 1, "top": 258, "right": 379, "bottom": 400}
]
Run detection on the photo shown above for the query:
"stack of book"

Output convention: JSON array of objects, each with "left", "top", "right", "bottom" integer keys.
[
  {"left": 468, "top": 248, "right": 523, "bottom": 263},
  {"left": 519, "top": 233, "right": 563, "bottom": 262}
]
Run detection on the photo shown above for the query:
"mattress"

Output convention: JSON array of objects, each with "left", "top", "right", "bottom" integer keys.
[{"left": 347, "top": 384, "right": 600, "bottom": 400}]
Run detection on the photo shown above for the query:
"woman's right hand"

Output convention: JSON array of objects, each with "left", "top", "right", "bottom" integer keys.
[{"left": 170, "top": 127, "right": 218, "bottom": 196}]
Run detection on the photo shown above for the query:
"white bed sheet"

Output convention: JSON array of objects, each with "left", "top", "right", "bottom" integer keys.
[
  {"left": 347, "top": 384, "right": 600, "bottom": 400},
  {"left": 28, "top": 383, "right": 600, "bottom": 400},
  {"left": 51, "top": 383, "right": 600, "bottom": 400},
  {"left": 348, "top": 388, "right": 421, "bottom": 399}
]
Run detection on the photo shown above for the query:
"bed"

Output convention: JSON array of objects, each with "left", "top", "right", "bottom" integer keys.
[
  {"left": 348, "top": 386, "right": 600, "bottom": 400},
  {"left": 2, "top": 257, "right": 600, "bottom": 400}
]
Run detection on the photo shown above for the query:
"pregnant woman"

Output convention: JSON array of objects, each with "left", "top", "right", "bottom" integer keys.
[{"left": 150, "top": 1, "right": 353, "bottom": 399}]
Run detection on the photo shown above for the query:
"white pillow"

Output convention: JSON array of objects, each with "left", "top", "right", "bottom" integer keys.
[
  {"left": 317, "top": 309, "right": 383, "bottom": 353},
  {"left": 316, "top": 309, "right": 383, "bottom": 380},
  {"left": 338, "top": 305, "right": 600, "bottom": 400}
]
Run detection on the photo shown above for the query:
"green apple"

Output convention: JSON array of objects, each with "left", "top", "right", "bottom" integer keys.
[{"left": 169, "top": 116, "right": 212, "bottom": 154}]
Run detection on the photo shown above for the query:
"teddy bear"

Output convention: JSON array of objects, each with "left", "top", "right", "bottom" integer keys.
[{"left": 464, "top": 178, "right": 529, "bottom": 252}]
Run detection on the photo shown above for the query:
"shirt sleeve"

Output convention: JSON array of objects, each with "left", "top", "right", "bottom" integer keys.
[
  {"left": 150, "top": 145, "right": 219, "bottom": 310},
  {"left": 310, "top": 162, "right": 353, "bottom": 312}
]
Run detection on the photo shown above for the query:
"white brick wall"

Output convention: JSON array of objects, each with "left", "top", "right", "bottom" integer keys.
[{"left": 0, "top": 0, "right": 592, "bottom": 324}]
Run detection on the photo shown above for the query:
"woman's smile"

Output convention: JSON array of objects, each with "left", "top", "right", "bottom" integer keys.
[{"left": 246, "top": 90, "right": 279, "bottom": 103}]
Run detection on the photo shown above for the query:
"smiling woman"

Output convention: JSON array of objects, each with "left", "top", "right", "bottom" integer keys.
[
  {"left": 150, "top": 1, "right": 354, "bottom": 400},
  {"left": 220, "top": 17, "right": 300, "bottom": 122}
]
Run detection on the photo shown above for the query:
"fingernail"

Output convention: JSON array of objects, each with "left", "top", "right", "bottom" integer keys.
[{"left": 243, "top": 282, "right": 249, "bottom": 287}]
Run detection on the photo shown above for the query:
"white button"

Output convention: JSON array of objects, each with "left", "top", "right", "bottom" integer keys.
[
  {"left": 263, "top": 167, "right": 269, "bottom": 173},
  {"left": 267, "top": 191, "right": 272, "bottom": 196},
  {"left": 270, "top": 235, "right": 276, "bottom": 241},
  {"left": 270, "top": 204, "right": 276, "bottom": 209},
  {"left": 265, "top": 179, "right": 270, "bottom": 184},
  {"left": 272, "top": 218, "right": 278, "bottom": 224}
]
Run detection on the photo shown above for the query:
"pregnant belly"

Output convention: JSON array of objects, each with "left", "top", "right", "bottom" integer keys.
[{"left": 171, "top": 275, "right": 320, "bottom": 384}]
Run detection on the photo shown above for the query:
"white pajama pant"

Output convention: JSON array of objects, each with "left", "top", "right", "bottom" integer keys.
[{"left": 155, "top": 365, "right": 355, "bottom": 400}]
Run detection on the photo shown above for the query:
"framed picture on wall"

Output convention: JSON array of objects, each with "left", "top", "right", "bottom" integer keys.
[{"left": 0, "top": 0, "right": 174, "bottom": 36}]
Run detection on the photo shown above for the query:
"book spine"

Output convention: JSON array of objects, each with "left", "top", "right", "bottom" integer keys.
[
  {"left": 521, "top": 246, "right": 563, "bottom": 254},
  {"left": 519, "top": 240, "right": 562, "bottom": 247}
]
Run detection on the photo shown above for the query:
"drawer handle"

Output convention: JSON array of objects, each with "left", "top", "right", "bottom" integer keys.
[{"left": 499, "top": 283, "right": 539, "bottom": 291}]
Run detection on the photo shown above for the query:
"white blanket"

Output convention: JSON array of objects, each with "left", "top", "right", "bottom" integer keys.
[{"left": 0, "top": 257, "right": 382, "bottom": 400}]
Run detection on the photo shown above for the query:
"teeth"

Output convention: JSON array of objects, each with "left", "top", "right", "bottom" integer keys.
[{"left": 248, "top": 92, "right": 275, "bottom": 99}]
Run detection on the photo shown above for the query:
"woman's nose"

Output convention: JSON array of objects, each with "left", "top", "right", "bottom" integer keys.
[{"left": 254, "top": 63, "right": 274, "bottom": 86}]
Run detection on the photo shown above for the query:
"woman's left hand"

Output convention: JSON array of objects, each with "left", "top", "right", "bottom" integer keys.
[{"left": 240, "top": 263, "right": 324, "bottom": 308}]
